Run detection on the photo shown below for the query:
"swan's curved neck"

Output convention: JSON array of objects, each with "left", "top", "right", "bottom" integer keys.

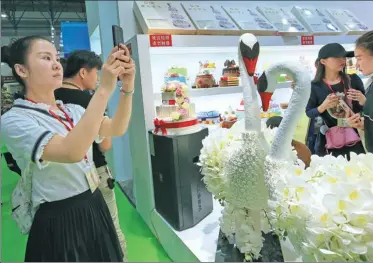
[
  {"left": 238, "top": 52, "right": 261, "bottom": 133},
  {"left": 267, "top": 65, "right": 311, "bottom": 160}
]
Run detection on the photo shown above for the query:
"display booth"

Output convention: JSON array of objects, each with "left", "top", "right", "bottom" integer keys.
[{"left": 88, "top": 1, "right": 373, "bottom": 262}]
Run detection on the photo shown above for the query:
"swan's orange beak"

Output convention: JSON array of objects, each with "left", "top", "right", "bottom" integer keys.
[
  {"left": 240, "top": 40, "right": 259, "bottom": 77},
  {"left": 243, "top": 57, "right": 258, "bottom": 77}
]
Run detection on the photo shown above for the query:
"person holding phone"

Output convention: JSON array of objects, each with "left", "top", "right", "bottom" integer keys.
[
  {"left": 305, "top": 43, "right": 366, "bottom": 159},
  {"left": 55, "top": 50, "right": 128, "bottom": 261},
  {"left": 347, "top": 30, "right": 373, "bottom": 153},
  {"left": 1, "top": 35, "right": 135, "bottom": 261}
]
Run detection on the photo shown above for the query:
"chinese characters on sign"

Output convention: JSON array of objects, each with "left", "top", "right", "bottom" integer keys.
[
  {"left": 149, "top": 34, "right": 173, "bottom": 47},
  {"left": 301, "top": 35, "right": 314, "bottom": 45}
]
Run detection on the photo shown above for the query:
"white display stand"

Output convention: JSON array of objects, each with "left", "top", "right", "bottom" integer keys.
[
  {"left": 122, "top": 32, "right": 361, "bottom": 262},
  {"left": 326, "top": 8, "right": 370, "bottom": 35},
  {"left": 291, "top": 7, "right": 343, "bottom": 36},
  {"left": 222, "top": 5, "right": 277, "bottom": 35},
  {"left": 181, "top": 3, "right": 239, "bottom": 35}
]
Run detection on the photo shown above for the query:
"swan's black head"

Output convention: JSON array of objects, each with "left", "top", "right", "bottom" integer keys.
[
  {"left": 257, "top": 72, "right": 268, "bottom": 92},
  {"left": 239, "top": 34, "right": 260, "bottom": 77}
]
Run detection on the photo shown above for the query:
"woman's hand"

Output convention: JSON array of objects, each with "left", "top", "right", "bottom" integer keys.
[
  {"left": 346, "top": 111, "right": 364, "bottom": 130},
  {"left": 99, "top": 47, "right": 127, "bottom": 94},
  {"left": 318, "top": 94, "right": 339, "bottom": 113},
  {"left": 117, "top": 44, "right": 136, "bottom": 91},
  {"left": 347, "top": 89, "right": 366, "bottom": 106}
]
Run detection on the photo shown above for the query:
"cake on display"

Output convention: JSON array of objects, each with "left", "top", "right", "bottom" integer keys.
[
  {"left": 154, "top": 81, "right": 200, "bottom": 136},
  {"left": 197, "top": 110, "right": 220, "bottom": 125},
  {"left": 220, "top": 106, "right": 237, "bottom": 129},
  {"left": 219, "top": 59, "right": 240, "bottom": 87},
  {"left": 193, "top": 61, "right": 218, "bottom": 89}
]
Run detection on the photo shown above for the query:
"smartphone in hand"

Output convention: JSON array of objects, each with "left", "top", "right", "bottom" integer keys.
[
  {"left": 112, "top": 25, "right": 124, "bottom": 49},
  {"left": 339, "top": 99, "right": 354, "bottom": 115}
]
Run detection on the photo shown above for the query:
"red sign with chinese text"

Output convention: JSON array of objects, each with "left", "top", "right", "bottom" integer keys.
[
  {"left": 301, "top": 36, "right": 314, "bottom": 45},
  {"left": 149, "top": 34, "right": 173, "bottom": 47}
]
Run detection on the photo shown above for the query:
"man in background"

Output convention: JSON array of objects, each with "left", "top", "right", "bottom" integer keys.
[{"left": 55, "top": 50, "right": 127, "bottom": 261}]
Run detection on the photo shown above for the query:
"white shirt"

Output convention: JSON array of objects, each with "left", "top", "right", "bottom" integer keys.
[{"left": 1, "top": 99, "right": 103, "bottom": 208}]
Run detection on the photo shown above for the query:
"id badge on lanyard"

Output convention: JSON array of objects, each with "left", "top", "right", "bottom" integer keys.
[
  {"left": 32, "top": 99, "right": 100, "bottom": 193},
  {"left": 84, "top": 161, "right": 100, "bottom": 193}
]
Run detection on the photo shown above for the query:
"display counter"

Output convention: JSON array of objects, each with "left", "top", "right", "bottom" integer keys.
[
  {"left": 94, "top": 1, "right": 373, "bottom": 261},
  {"left": 118, "top": 33, "right": 362, "bottom": 262}
]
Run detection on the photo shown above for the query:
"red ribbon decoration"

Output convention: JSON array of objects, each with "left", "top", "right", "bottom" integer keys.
[{"left": 153, "top": 118, "right": 199, "bottom": 135}]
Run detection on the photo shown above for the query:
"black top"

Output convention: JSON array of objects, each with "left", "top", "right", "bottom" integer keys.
[
  {"left": 364, "top": 82, "right": 373, "bottom": 153},
  {"left": 54, "top": 88, "right": 108, "bottom": 168},
  {"left": 306, "top": 74, "right": 365, "bottom": 128}
]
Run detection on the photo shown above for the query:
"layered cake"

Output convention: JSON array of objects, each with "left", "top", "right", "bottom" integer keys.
[
  {"left": 154, "top": 81, "right": 200, "bottom": 136},
  {"left": 193, "top": 61, "right": 218, "bottom": 89},
  {"left": 197, "top": 110, "right": 220, "bottom": 125},
  {"left": 219, "top": 59, "right": 240, "bottom": 87}
]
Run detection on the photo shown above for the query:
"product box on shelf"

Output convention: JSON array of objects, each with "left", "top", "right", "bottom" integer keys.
[
  {"left": 291, "top": 7, "right": 343, "bottom": 36},
  {"left": 222, "top": 5, "right": 277, "bottom": 36},
  {"left": 182, "top": 3, "right": 240, "bottom": 35},
  {"left": 133, "top": 1, "right": 196, "bottom": 35},
  {"left": 326, "top": 9, "right": 369, "bottom": 35},
  {"left": 256, "top": 6, "right": 308, "bottom": 36}
]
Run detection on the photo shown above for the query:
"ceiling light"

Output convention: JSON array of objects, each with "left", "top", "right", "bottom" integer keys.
[{"left": 1, "top": 13, "right": 7, "bottom": 18}]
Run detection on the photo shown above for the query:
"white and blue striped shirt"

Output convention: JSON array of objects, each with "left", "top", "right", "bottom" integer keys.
[{"left": 1, "top": 99, "right": 103, "bottom": 208}]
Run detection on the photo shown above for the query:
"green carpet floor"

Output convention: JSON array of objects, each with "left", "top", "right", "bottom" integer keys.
[{"left": 1, "top": 152, "right": 172, "bottom": 262}]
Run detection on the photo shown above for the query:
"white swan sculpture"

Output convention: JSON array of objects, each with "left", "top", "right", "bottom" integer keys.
[{"left": 221, "top": 33, "right": 311, "bottom": 257}]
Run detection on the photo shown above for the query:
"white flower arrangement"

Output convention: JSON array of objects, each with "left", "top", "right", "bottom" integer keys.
[{"left": 268, "top": 153, "right": 373, "bottom": 262}]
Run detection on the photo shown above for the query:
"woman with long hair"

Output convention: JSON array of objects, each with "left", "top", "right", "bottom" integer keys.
[
  {"left": 305, "top": 43, "right": 366, "bottom": 159},
  {"left": 1, "top": 35, "right": 135, "bottom": 261},
  {"left": 347, "top": 30, "right": 373, "bottom": 153}
]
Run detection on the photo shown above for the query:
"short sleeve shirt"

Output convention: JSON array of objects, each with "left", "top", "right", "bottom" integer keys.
[{"left": 1, "top": 99, "right": 101, "bottom": 208}]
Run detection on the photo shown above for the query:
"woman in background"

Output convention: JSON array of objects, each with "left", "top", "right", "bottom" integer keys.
[
  {"left": 347, "top": 30, "right": 373, "bottom": 153},
  {"left": 306, "top": 43, "right": 366, "bottom": 159},
  {"left": 1, "top": 35, "right": 135, "bottom": 261}
]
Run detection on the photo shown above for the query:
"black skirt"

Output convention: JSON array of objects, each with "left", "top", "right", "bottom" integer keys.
[{"left": 25, "top": 189, "right": 123, "bottom": 262}]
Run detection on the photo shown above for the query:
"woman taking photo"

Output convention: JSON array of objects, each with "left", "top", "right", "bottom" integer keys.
[
  {"left": 305, "top": 43, "right": 366, "bottom": 159},
  {"left": 1, "top": 35, "right": 135, "bottom": 261},
  {"left": 347, "top": 30, "right": 373, "bottom": 153}
]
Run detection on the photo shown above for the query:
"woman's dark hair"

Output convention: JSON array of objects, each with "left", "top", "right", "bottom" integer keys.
[
  {"left": 312, "top": 58, "right": 351, "bottom": 91},
  {"left": 64, "top": 50, "right": 102, "bottom": 79},
  {"left": 1, "top": 36, "right": 51, "bottom": 89},
  {"left": 356, "top": 30, "right": 373, "bottom": 55},
  {"left": 315, "top": 59, "right": 319, "bottom": 68}
]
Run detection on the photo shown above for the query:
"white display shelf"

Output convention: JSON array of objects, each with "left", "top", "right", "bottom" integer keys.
[
  {"left": 146, "top": 34, "right": 358, "bottom": 52},
  {"left": 154, "top": 82, "right": 293, "bottom": 100},
  {"left": 155, "top": 86, "right": 242, "bottom": 99}
]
